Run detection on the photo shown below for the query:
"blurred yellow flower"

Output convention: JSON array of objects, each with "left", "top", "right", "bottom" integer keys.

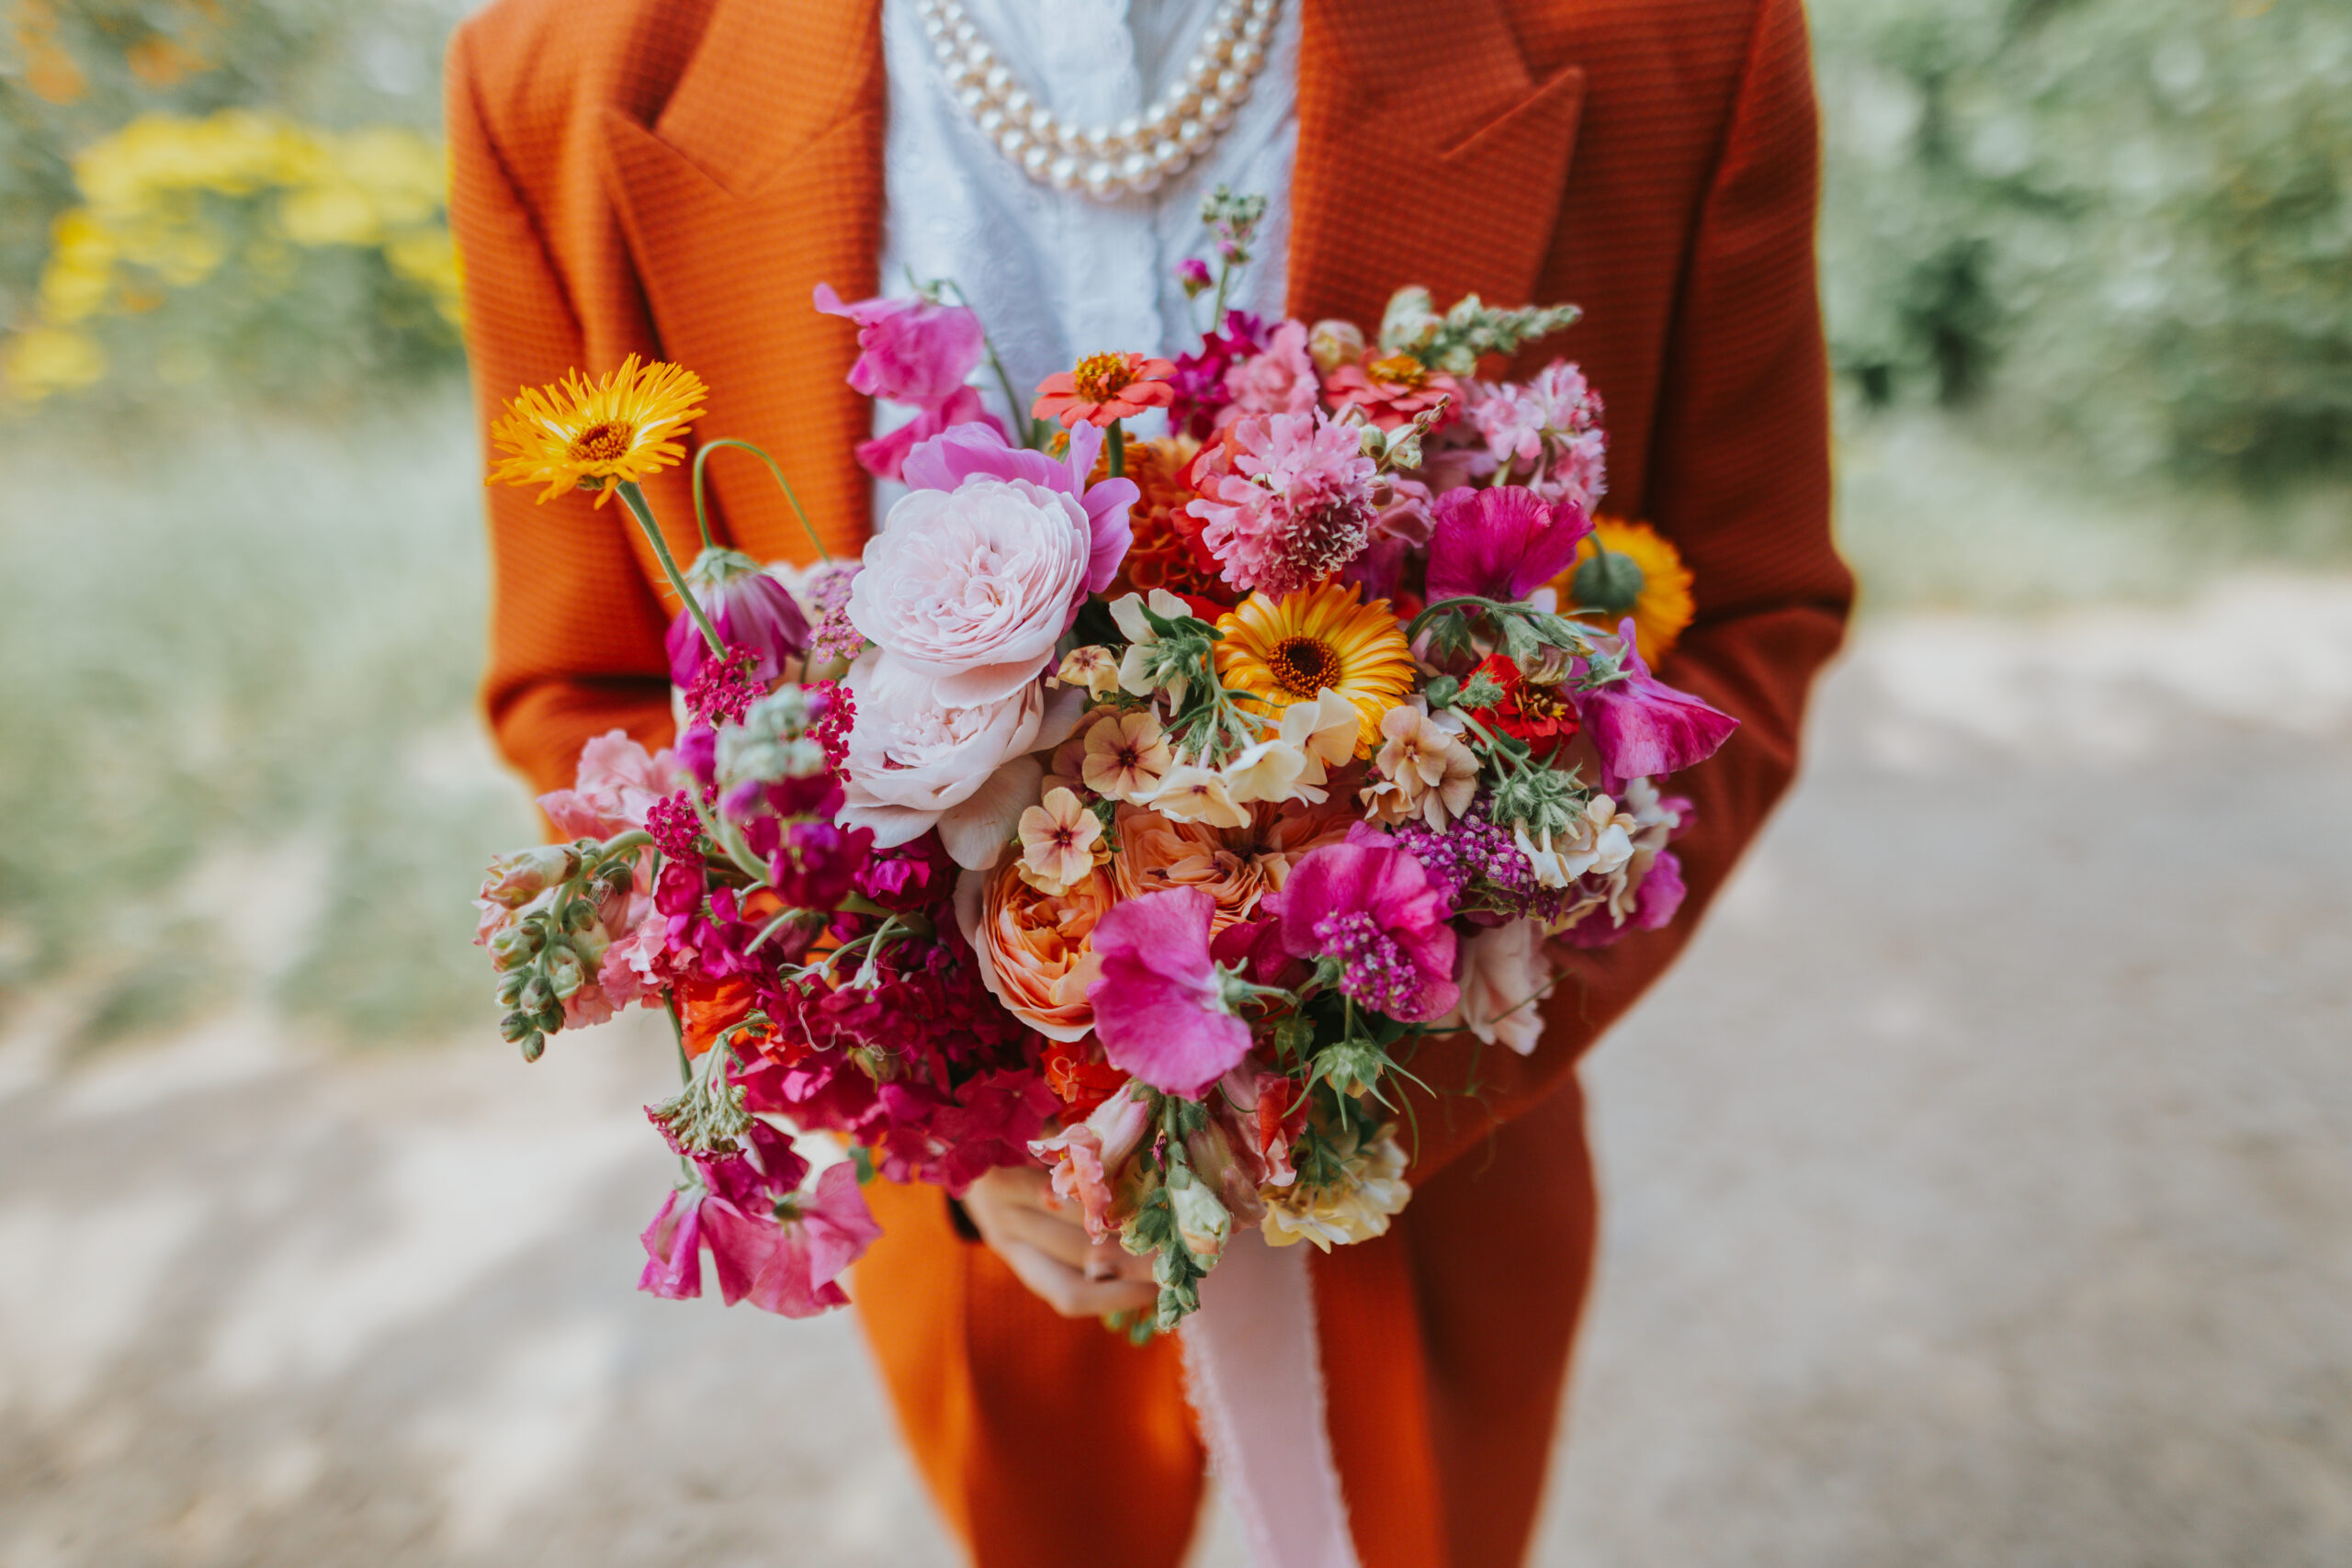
[
  {"left": 490, "top": 356, "right": 710, "bottom": 506},
  {"left": 4, "top": 328, "right": 106, "bottom": 400},
  {"left": 1549, "top": 517, "right": 1696, "bottom": 665}
]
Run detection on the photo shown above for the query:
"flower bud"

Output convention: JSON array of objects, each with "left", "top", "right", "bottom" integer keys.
[
  {"left": 544, "top": 945, "right": 586, "bottom": 1000},
  {"left": 564, "top": 899, "right": 597, "bottom": 932},
  {"left": 1176, "top": 256, "right": 1214, "bottom": 299},
  {"left": 489, "top": 922, "right": 543, "bottom": 971},
  {"left": 499, "top": 1010, "right": 535, "bottom": 1043},
  {"left": 1308, "top": 318, "right": 1365, "bottom": 374},
  {"left": 518, "top": 976, "right": 553, "bottom": 1013},
  {"left": 480, "top": 845, "right": 580, "bottom": 907},
  {"left": 1572, "top": 547, "right": 1646, "bottom": 617},
  {"left": 599, "top": 862, "right": 634, "bottom": 896},
  {"left": 518, "top": 1030, "right": 547, "bottom": 1063},
  {"left": 1169, "top": 1164, "right": 1232, "bottom": 1262},
  {"left": 496, "top": 970, "right": 528, "bottom": 1007}
]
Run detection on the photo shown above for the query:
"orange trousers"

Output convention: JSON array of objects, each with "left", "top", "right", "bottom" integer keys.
[{"left": 854, "top": 1076, "right": 1599, "bottom": 1568}]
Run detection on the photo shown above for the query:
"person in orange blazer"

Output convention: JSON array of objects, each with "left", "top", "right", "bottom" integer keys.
[{"left": 447, "top": 1, "right": 1850, "bottom": 1562}]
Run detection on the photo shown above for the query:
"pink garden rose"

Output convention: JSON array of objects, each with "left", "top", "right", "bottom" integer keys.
[
  {"left": 849, "top": 470, "right": 1104, "bottom": 707},
  {"left": 900, "top": 420, "right": 1135, "bottom": 596},
  {"left": 1087, "top": 886, "right": 1252, "bottom": 1099},
  {"left": 835, "top": 648, "right": 1049, "bottom": 851}
]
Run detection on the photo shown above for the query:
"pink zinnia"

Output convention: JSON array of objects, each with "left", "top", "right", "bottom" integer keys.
[
  {"left": 1086, "top": 886, "right": 1251, "bottom": 1100},
  {"left": 1186, "top": 410, "right": 1378, "bottom": 596},
  {"left": 1268, "top": 829, "right": 1459, "bottom": 1023}
]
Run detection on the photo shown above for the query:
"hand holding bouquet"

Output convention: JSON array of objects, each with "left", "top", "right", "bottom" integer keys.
[{"left": 471, "top": 190, "right": 1735, "bottom": 1337}]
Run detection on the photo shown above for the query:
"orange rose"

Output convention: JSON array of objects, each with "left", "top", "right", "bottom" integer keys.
[
  {"left": 962, "top": 859, "right": 1115, "bottom": 1043},
  {"left": 1111, "top": 799, "right": 1358, "bottom": 929}
]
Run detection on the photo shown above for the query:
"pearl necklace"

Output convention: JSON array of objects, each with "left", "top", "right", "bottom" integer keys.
[{"left": 916, "top": 0, "right": 1283, "bottom": 201}]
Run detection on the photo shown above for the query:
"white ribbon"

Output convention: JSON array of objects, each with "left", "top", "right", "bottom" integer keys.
[{"left": 1181, "top": 1228, "right": 1361, "bottom": 1568}]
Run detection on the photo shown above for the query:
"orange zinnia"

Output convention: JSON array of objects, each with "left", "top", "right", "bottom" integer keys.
[{"left": 1033, "top": 351, "right": 1177, "bottom": 429}]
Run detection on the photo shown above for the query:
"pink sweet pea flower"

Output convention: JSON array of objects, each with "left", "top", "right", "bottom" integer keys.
[
  {"left": 1556, "top": 848, "right": 1688, "bottom": 949},
  {"left": 638, "top": 1124, "right": 882, "bottom": 1318},
  {"left": 900, "top": 419, "right": 1136, "bottom": 598},
  {"left": 1424, "top": 484, "right": 1593, "bottom": 604},
  {"left": 1087, "top": 886, "right": 1251, "bottom": 1099},
  {"left": 1573, "top": 620, "right": 1738, "bottom": 786},
  {"left": 854, "top": 385, "right": 1005, "bottom": 483},
  {"left": 1268, "top": 830, "right": 1460, "bottom": 1022},
  {"left": 813, "top": 282, "right": 987, "bottom": 408}
]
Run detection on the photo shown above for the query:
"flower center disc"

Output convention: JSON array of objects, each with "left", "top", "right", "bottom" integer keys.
[
  {"left": 1368, "top": 353, "right": 1428, "bottom": 390},
  {"left": 1268, "top": 635, "right": 1343, "bottom": 697},
  {"left": 570, "top": 421, "right": 634, "bottom": 463},
  {"left": 1072, "top": 352, "right": 1133, "bottom": 404}
]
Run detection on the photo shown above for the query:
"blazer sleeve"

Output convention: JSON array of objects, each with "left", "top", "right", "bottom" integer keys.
[
  {"left": 446, "top": 21, "right": 677, "bottom": 799},
  {"left": 1405, "top": 0, "right": 1853, "bottom": 1178}
]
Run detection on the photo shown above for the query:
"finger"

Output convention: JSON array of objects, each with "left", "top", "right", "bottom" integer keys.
[
  {"left": 997, "top": 1240, "right": 1159, "bottom": 1319},
  {"left": 989, "top": 1201, "right": 1102, "bottom": 1272}
]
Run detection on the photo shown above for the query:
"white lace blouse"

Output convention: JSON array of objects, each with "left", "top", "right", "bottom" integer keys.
[{"left": 873, "top": 0, "right": 1302, "bottom": 521}]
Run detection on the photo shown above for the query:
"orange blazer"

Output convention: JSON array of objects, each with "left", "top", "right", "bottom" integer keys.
[{"left": 448, "top": 2, "right": 1849, "bottom": 1561}]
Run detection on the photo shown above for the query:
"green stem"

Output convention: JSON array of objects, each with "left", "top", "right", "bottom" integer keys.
[
  {"left": 1105, "top": 421, "right": 1125, "bottom": 479},
  {"left": 664, "top": 991, "right": 690, "bottom": 1084},
  {"left": 616, "top": 480, "right": 724, "bottom": 656},
  {"left": 694, "top": 438, "right": 828, "bottom": 562},
  {"left": 941, "top": 278, "right": 1032, "bottom": 449}
]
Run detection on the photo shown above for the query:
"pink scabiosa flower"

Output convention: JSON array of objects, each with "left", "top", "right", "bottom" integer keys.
[
  {"left": 1573, "top": 619, "right": 1738, "bottom": 787},
  {"left": 1269, "top": 829, "right": 1460, "bottom": 1022},
  {"left": 814, "top": 282, "right": 987, "bottom": 408},
  {"left": 1086, "top": 886, "right": 1252, "bottom": 1099},
  {"left": 1425, "top": 484, "right": 1593, "bottom": 604},
  {"left": 666, "top": 548, "right": 811, "bottom": 690},
  {"left": 1217, "top": 319, "right": 1319, "bottom": 424},
  {"left": 1186, "top": 410, "right": 1378, "bottom": 596}
]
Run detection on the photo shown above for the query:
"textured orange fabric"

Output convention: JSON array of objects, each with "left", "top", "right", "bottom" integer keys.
[{"left": 447, "top": 0, "right": 1849, "bottom": 1562}]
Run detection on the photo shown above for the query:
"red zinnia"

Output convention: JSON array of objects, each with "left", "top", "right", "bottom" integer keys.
[
  {"left": 1033, "top": 351, "right": 1177, "bottom": 429},
  {"left": 1464, "top": 653, "right": 1580, "bottom": 759}
]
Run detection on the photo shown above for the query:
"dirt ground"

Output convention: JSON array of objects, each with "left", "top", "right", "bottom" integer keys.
[{"left": 4, "top": 578, "right": 2348, "bottom": 1568}]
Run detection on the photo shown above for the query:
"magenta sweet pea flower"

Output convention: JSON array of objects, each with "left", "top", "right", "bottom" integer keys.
[
  {"left": 900, "top": 419, "right": 1137, "bottom": 597},
  {"left": 1269, "top": 831, "right": 1460, "bottom": 1022},
  {"left": 638, "top": 1123, "right": 881, "bottom": 1319},
  {"left": 813, "top": 282, "right": 987, "bottom": 408},
  {"left": 1086, "top": 886, "right": 1251, "bottom": 1100},
  {"left": 854, "top": 385, "right": 1005, "bottom": 483},
  {"left": 1424, "top": 484, "right": 1593, "bottom": 604},
  {"left": 665, "top": 549, "right": 810, "bottom": 690},
  {"left": 1574, "top": 619, "right": 1739, "bottom": 786}
]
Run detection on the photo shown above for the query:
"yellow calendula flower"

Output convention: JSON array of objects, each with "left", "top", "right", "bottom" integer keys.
[
  {"left": 1553, "top": 516, "right": 1695, "bottom": 665},
  {"left": 1214, "top": 581, "right": 1415, "bottom": 755},
  {"left": 488, "top": 355, "right": 708, "bottom": 506}
]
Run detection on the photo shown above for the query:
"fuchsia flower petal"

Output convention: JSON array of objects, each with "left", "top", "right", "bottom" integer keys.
[
  {"left": 854, "top": 386, "right": 1006, "bottom": 484},
  {"left": 1425, "top": 484, "right": 1593, "bottom": 604},
  {"left": 1087, "top": 886, "right": 1250, "bottom": 1100},
  {"left": 814, "top": 282, "right": 986, "bottom": 408},
  {"left": 1574, "top": 619, "right": 1739, "bottom": 786},
  {"left": 637, "top": 1190, "right": 705, "bottom": 1300},
  {"left": 666, "top": 568, "right": 810, "bottom": 690},
  {"left": 1269, "top": 836, "right": 1459, "bottom": 1023}
]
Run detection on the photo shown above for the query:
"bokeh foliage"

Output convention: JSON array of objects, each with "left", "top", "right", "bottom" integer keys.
[
  {"left": 1815, "top": 0, "right": 2352, "bottom": 486},
  {"left": 1, "top": 0, "right": 467, "bottom": 411}
]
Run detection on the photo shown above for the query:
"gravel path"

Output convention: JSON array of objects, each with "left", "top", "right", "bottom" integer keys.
[{"left": 5, "top": 580, "right": 2347, "bottom": 1568}]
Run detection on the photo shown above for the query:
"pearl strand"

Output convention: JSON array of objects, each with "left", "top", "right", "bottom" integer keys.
[{"left": 916, "top": 0, "right": 1282, "bottom": 201}]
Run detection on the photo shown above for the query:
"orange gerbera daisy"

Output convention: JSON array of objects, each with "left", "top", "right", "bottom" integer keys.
[
  {"left": 1549, "top": 516, "right": 1696, "bottom": 664},
  {"left": 1214, "top": 581, "right": 1416, "bottom": 755},
  {"left": 1033, "top": 351, "right": 1178, "bottom": 429},
  {"left": 489, "top": 354, "right": 707, "bottom": 506}
]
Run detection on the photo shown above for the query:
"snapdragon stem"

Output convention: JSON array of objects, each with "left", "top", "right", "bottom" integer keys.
[
  {"left": 616, "top": 480, "right": 725, "bottom": 656},
  {"left": 1105, "top": 420, "right": 1125, "bottom": 479}
]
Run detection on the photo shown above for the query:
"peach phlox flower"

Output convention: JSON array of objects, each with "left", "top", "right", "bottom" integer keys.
[
  {"left": 1016, "top": 786, "right": 1108, "bottom": 895},
  {"left": 1034, "top": 352, "right": 1178, "bottom": 429},
  {"left": 1144, "top": 759, "right": 1251, "bottom": 829},
  {"left": 1081, "top": 709, "right": 1173, "bottom": 802},
  {"left": 1361, "top": 704, "right": 1479, "bottom": 830}
]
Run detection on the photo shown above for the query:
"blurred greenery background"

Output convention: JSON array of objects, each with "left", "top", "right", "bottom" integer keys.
[{"left": 0, "top": 0, "right": 2346, "bottom": 1047}]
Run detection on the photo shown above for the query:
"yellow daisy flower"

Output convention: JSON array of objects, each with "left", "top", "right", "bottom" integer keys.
[
  {"left": 1214, "top": 581, "right": 1415, "bottom": 756},
  {"left": 488, "top": 354, "right": 707, "bottom": 506},
  {"left": 1553, "top": 516, "right": 1696, "bottom": 664}
]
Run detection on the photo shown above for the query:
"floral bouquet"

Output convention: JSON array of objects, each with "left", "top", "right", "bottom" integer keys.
[{"left": 472, "top": 191, "right": 1735, "bottom": 1337}]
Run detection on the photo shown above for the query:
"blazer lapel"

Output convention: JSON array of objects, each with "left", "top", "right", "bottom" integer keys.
[
  {"left": 598, "top": 0, "right": 885, "bottom": 567},
  {"left": 1288, "top": 0, "right": 1586, "bottom": 332}
]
